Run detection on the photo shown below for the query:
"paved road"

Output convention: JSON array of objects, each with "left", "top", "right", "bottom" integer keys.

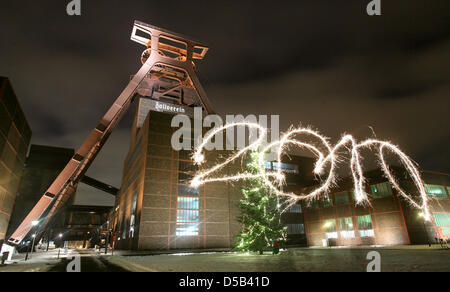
[{"left": 49, "top": 250, "right": 128, "bottom": 272}]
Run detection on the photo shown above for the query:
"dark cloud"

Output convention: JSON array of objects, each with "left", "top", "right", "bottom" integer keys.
[{"left": 0, "top": 0, "right": 449, "bottom": 205}]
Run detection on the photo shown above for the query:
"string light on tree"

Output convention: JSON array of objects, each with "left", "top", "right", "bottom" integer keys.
[{"left": 235, "top": 150, "right": 286, "bottom": 254}]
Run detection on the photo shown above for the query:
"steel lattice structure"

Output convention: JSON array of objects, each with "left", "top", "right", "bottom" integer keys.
[{"left": 7, "top": 21, "right": 214, "bottom": 246}]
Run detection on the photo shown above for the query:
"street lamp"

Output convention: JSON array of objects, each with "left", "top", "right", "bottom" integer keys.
[
  {"left": 30, "top": 221, "right": 39, "bottom": 259},
  {"left": 30, "top": 234, "right": 37, "bottom": 259},
  {"left": 57, "top": 233, "right": 63, "bottom": 259}
]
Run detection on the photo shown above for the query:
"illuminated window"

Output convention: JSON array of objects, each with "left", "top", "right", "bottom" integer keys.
[
  {"left": 324, "top": 219, "right": 336, "bottom": 236},
  {"left": 357, "top": 215, "right": 372, "bottom": 229},
  {"left": 287, "top": 224, "right": 305, "bottom": 235},
  {"left": 176, "top": 157, "right": 200, "bottom": 236},
  {"left": 273, "top": 162, "right": 299, "bottom": 174},
  {"left": 441, "top": 228, "right": 450, "bottom": 236},
  {"left": 340, "top": 231, "right": 355, "bottom": 238},
  {"left": 179, "top": 184, "right": 199, "bottom": 196},
  {"left": 177, "top": 197, "right": 199, "bottom": 210},
  {"left": 265, "top": 162, "right": 299, "bottom": 174},
  {"left": 340, "top": 217, "right": 354, "bottom": 231},
  {"left": 433, "top": 213, "right": 450, "bottom": 228},
  {"left": 359, "top": 229, "right": 375, "bottom": 237},
  {"left": 129, "top": 192, "right": 137, "bottom": 238},
  {"left": 370, "top": 182, "right": 392, "bottom": 198},
  {"left": 425, "top": 185, "right": 448, "bottom": 199},
  {"left": 288, "top": 204, "right": 302, "bottom": 213},
  {"left": 357, "top": 215, "right": 374, "bottom": 237},
  {"left": 119, "top": 206, "right": 127, "bottom": 240},
  {"left": 340, "top": 217, "right": 354, "bottom": 238},
  {"left": 322, "top": 198, "right": 333, "bottom": 208},
  {"left": 176, "top": 223, "right": 199, "bottom": 236},
  {"left": 335, "top": 191, "right": 350, "bottom": 205},
  {"left": 177, "top": 210, "right": 199, "bottom": 222},
  {"left": 326, "top": 232, "right": 338, "bottom": 239}
]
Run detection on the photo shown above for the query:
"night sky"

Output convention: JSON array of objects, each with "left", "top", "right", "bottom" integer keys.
[{"left": 0, "top": 1, "right": 449, "bottom": 206}]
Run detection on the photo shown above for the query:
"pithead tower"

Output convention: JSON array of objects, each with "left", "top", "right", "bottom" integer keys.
[{"left": 111, "top": 22, "right": 245, "bottom": 250}]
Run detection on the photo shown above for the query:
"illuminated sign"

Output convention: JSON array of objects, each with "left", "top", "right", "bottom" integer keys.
[
  {"left": 137, "top": 99, "right": 195, "bottom": 128},
  {"left": 155, "top": 101, "right": 186, "bottom": 114}
]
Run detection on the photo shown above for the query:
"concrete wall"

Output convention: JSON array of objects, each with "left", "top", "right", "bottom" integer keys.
[{"left": 0, "top": 77, "right": 31, "bottom": 247}]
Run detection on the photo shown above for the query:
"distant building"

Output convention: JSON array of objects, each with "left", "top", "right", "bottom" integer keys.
[
  {"left": 0, "top": 77, "right": 32, "bottom": 249},
  {"left": 51, "top": 205, "right": 112, "bottom": 249},
  {"left": 7, "top": 144, "right": 117, "bottom": 249},
  {"left": 6, "top": 145, "right": 74, "bottom": 239},
  {"left": 301, "top": 167, "right": 450, "bottom": 247},
  {"left": 269, "top": 156, "right": 315, "bottom": 246}
]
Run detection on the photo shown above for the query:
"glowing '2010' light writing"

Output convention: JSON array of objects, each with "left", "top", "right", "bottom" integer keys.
[{"left": 190, "top": 122, "right": 431, "bottom": 221}]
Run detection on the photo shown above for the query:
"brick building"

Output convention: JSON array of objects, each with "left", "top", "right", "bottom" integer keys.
[
  {"left": 302, "top": 167, "right": 450, "bottom": 247},
  {"left": 0, "top": 77, "right": 31, "bottom": 249},
  {"left": 112, "top": 98, "right": 315, "bottom": 250},
  {"left": 111, "top": 98, "right": 450, "bottom": 251}
]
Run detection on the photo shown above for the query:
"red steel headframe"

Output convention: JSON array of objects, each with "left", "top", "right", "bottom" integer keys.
[{"left": 7, "top": 20, "right": 214, "bottom": 245}]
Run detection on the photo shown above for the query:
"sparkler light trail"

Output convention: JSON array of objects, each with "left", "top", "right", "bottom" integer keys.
[{"left": 191, "top": 122, "right": 432, "bottom": 221}]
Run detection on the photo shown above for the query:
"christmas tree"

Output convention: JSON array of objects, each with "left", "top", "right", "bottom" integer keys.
[{"left": 235, "top": 151, "right": 287, "bottom": 254}]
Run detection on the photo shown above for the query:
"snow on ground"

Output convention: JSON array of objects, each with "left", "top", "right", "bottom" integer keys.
[
  {"left": 1, "top": 245, "right": 449, "bottom": 272},
  {"left": 105, "top": 246, "right": 450, "bottom": 272}
]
